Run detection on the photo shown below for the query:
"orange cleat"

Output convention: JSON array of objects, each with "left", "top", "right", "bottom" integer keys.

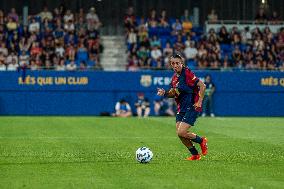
[
  {"left": 185, "top": 154, "right": 201, "bottom": 161},
  {"left": 200, "top": 137, "right": 208, "bottom": 156}
]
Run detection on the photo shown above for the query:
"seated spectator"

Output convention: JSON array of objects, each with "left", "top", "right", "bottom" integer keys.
[
  {"left": 150, "top": 35, "right": 161, "bottom": 48},
  {"left": 64, "top": 20, "right": 75, "bottom": 33},
  {"left": 270, "top": 11, "right": 280, "bottom": 24},
  {"left": 114, "top": 99, "right": 132, "bottom": 117},
  {"left": 39, "top": 6, "right": 53, "bottom": 21},
  {"left": 0, "top": 10, "right": 5, "bottom": 25},
  {"left": 159, "top": 9, "right": 169, "bottom": 28},
  {"left": 218, "top": 26, "right": 230, "bottom": 44},
  {"left": 182, "top": 17, "right": 192, "bottom": 35},
  {"left": 56, "top": 58, "right": 66, "bottom": 71},
  {"left": 135, "top": 93, "right": 150, "bottom": 117},
  {"left": 241, "top": 27, "right": 252, "bottom": 45},
  {"left": 163, "top": 42, "right": 173, "bottom": 63},
  {"left": 29, "top": 18, "right": 40, "bottom": 33},
  {"left": 207, "top": 9, "right": 218, "bottom": 23},
  {"left": 19, "top": 50, "right": 30, "bottom": 67},
  {"left": 255, "top": 8, "right": 267, "bottom": 23},
  {"left": 150, "top": 45, "right": 162, "bottom": 63},
  {"left": 6, "top": 17, "right": 18, "bottom": 32},
  {"left": 172, "top": 19, "right": 182, "bottom": 35},
  {"left": 148, "top": 9, "right": 158, "bottom": 28},
  {"left": 184, "top": 41, "right": 198, "bottom": 64},
  {"left": 63, "top": 9, "right": 74, "bottom": 23},
  {"left": 8, "top": 8, "right": 19, "bottom": 23},
  {"left": 0, "top": 58, "right": 6, "bottom": 71},
  {"left": 76, "top": 43, "right": 88, "bottom": 62},
  {"left": 277, "top": 28, "right": 284, "bottom": 49},
  {"left": 66, "top": 60, "right": 77, "bottom": 71}
]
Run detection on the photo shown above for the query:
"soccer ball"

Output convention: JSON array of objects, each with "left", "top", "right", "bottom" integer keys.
[{"left": 135, "top": 147, "right": 153, "bottom": 163}]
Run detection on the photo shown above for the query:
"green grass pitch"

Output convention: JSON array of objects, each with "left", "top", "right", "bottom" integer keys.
[{"left": 0, "top": 117, "right": 283, "bottom": 189}]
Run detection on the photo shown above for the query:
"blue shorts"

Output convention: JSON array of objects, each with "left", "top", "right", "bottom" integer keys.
[{"left": 176, "top": 108, "right": 199, "bottom": 126}]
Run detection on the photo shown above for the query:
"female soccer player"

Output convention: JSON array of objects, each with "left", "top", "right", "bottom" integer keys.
[{"left": 157, "top": 54, "right": 208, "bottom": 160}]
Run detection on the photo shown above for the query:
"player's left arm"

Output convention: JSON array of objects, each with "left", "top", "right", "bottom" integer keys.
[{"left": 194, "top": 80, "right": 206, "bottom": 109}]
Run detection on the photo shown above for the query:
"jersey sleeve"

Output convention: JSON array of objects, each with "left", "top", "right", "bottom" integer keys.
[{"left": 185, "top": 69, "right": 199, "bottom": 87}]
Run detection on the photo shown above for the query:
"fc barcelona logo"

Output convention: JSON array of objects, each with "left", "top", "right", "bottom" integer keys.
[{"left": 140, "top": 75, "right": 152, "bottom": 87}]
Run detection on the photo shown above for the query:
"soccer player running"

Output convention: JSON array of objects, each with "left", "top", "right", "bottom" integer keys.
[{"left": 157, "top": 54, "right": 208, "bottom": 160}]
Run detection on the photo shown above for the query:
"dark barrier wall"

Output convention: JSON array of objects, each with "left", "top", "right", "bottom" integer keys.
[{"left": 0, "top": 71, "right": 283, "bottom": 116}]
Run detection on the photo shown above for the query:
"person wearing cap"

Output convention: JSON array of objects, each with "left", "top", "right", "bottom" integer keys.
[{"left": 135, "top": 93, "right": 150, "bottom": 117}]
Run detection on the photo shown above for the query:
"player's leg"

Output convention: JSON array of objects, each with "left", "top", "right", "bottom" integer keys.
[
  {"left": 177, "top": 110, "right": 208, "bottom": 156},
  {"left": 136, "top": 107, "right": 142, "bottom": 117},
  {"left": 144, "top": 107, "right": 150, "bottom": 117},
  {"left": 176, "top": 115, "right": 200, "bottom": 160}
]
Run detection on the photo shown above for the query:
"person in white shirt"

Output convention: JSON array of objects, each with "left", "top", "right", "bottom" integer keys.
[
  {"left": 86, "top": 7, "right": 101, "bottom": 30},
  {"left": 184, "top": 42, "right": 198, "bottom": 60},
  {"left": 7, "top": 58, "right": 18, "bottom": 71},
  {"left": 6, "top": 52, "right": 18, "bottom": 65},
  {"left": 63, "top": 9, "right": 74, "bottom": 23},
  {"left": 151, "top": 45, "right": 162, "bottom": 61},
  {"left": 56, "top": 58, "right": 66, "bottom": 71},
  {"left": 66, "top": 60, "right": 77, "bottom": 71},
  {"left": 29, "top": 18, "right": 40, "bottom": 33}
]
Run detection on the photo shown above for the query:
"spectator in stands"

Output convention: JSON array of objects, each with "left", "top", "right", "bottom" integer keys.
[
  {"left": 184, "top": 41, "right": 198, "bottom": 66},
  {"left": 86, "top": 7, "right": 101, "bottom": 30},
  {"left": 8, "top": 8, "right": 19, "bottom": 23},
  {"left": 202, "top": 75, "right": 215, "bottom": 117},
  {"left": 182, "top": 17, "right": 192, "bottom": 35},
  {"left": 39, "top": 6, "right": 53, "bottom": 21},
  {"left": 181, "top": 9, "right": 191, "bottom": 22},
  {"left": 64, "top": 9, "right": 74, "bottom": 23},
  {"left": 276, "top": 28, "right": 284, "bottom": 49},
  {"left": 0, "top": 54, "right": 6, "bottom": 71},
  {"left": 19, "top": 50, "right": 29, "bottom": 67},
  {"left": 150, "top": 45, "right": 162, "bottom": 64},
  {"left": 207, "top": 9, "right": 218, "bottom": 23},
  {"left": 150, "top": 35, "right": 161, "bottom": 48},
  {"left": 127, "top": 27, "right": 137, "bottom": 51},
  {"left": 137, "top": 17, "right": 148, "bottom": 41},
  {"left": 114, "top": 99, "right": 132, "bottom": 117},
  {"left": 66, "top": 60, "right": 77, "bottom": 71},
  {"left": 7, "top": 58, "right": 18, "bottom": 71},
  {"left": 0, "top": 10, "right": 5, "bottom": 25},
  {"left": 135, "top": 93, "right": 150, "bottom": 117},
  {"left": 124, "top": 6, "right": 136, "bottom": 32},
  {"left": 56, "top": 58, "right": 66, "bottom": 71},
  {"left": 241, "top": 27, "right": 252, "bottom": 45},
  {"left": 6, "top": 17, "right": 18, "bottom": 33},
  {"left": 29, "top": 18, "right": 40, "bottom": 34},
  {"left": 148, "top": 9, "right": 158, "bottom": 28},
  {"left": 270, "top": 11, "right": 280, "bottom": 24},
  {"left": 255, "top": 8, "right": 267, "bottom": 23},
  {"left": 159, "top": 9, "right": 169, "bottom": 28},
  {"left": 172, "top": 19, "right": 182, "bottom": 35},
  {"left": 163, "top": 42, "right": 173, "bottom": 64}
]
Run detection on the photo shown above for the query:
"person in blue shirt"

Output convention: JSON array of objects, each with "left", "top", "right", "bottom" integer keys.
[{"left": 114, "top": 99, "right": 132, "bottom": 117}]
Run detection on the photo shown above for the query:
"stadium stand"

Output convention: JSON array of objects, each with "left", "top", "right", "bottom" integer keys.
[
  {"left": 0, "top": 6, "right": 103, "bottom": 71},
  {"left": 125, "top": 7, "right": 284, "bottom": 71}
]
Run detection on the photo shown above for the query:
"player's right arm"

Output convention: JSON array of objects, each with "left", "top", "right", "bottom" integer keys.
[{"left": 157, "top": 88, "right": 176, "bottom": 98}]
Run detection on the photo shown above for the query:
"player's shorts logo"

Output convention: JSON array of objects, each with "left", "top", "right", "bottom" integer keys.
[{"left": 140, "top": 75, "right": 152, "bottom": 87}]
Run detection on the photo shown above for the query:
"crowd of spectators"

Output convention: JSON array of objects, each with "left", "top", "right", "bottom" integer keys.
[
  {"left": 0, "top": 5, "right": 103, "bottom": 71},
  {"left": 124, "top": 7, "right": 284, "bottom": 71}
]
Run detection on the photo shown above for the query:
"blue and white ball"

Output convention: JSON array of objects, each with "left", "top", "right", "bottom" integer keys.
[{"left": 136, "top": 147, "right": 153, "bottom": 163}]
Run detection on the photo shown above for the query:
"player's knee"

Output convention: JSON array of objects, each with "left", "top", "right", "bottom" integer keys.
[{"left": 177, "top": 129, "right": 187, "bottom": 138}]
